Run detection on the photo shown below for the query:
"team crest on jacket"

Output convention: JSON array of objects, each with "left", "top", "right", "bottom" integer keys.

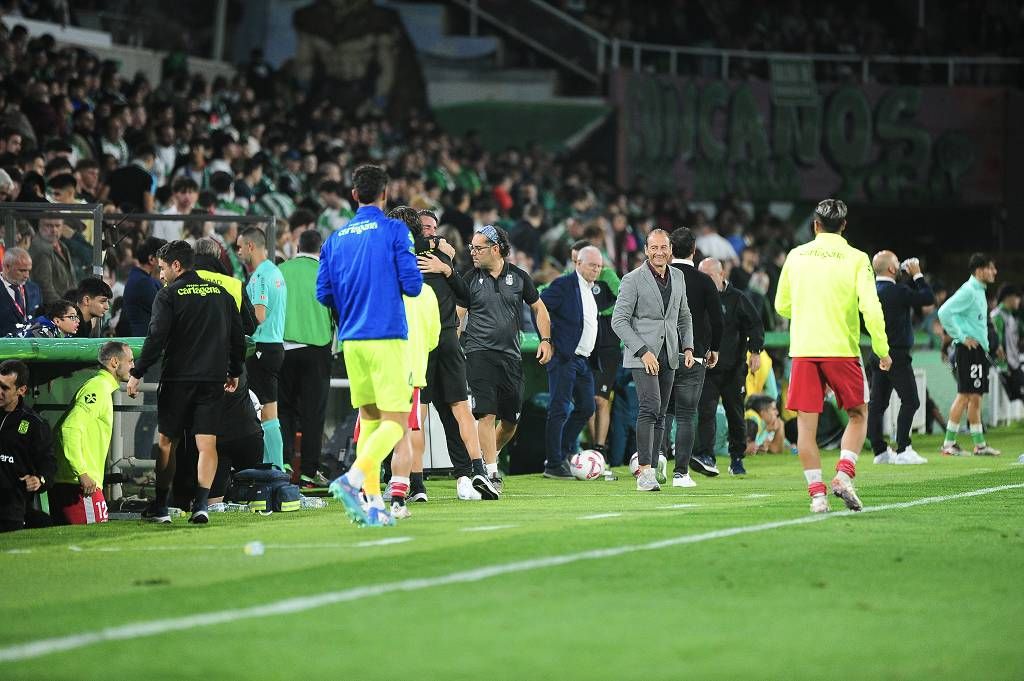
[
  {"left": 17, "top": 419, "right": 28, "bottom": 434},
  {"left": 85, "top": 393, "right": 97, "bottom": 404}
]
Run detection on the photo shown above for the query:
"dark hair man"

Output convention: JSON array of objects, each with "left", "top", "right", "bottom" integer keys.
[
  {"left": 126, "top": 240, "right": 246, "bottom": 525},
  {"left": 414, "top": 210, "right": 498, "bottom": 500},
  {"left": 991, "top": 284, "right": 1022, "bottom": 401},
  {"left": 279, "top": 228, "right": 335, "bottom": 488},
  {"left": 867, "top": 251, "right": 935, "bottom": 465},
  {"left": 695, "top": 257, "right": 764, "bottom": 477},
  {"left": 666, "top": 227, "right": 724, "bottom": 486},
  {"left": 237, "top": 226, "right": 288, "bottom": 471},
  {"left": 0, "top": 359, "right": 55, "bottom": 532},
  {"left": 72, "top": 277, "right": 113, "bottom": 338},
  {"left": 937, "top": 253, "right": 1001, "bottom": 456},
  {"left": 51, "top": 342, "right": 134, "bottom": 525},
  {"left": 318, "top": 164, "right": 423, "bottom": 527},
  {"left": 458, "top": 224, "right": 553, "bottom": 492},
  {"left": 611, "top": 228, "right": 695, "bottom": 492},
  {"left": 775, "top": 199, "right": 890, "bottom": 513},
  {"left": 28, "top": 214, "right": 73, "bottom": 305},
  {"left": 118, "top": 237, "right": 167, "bottom": 337}
]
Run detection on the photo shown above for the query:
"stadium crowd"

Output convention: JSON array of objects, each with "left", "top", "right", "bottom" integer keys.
[{"left": 0, "top": 18, "right": 1022, "bottom": 530}]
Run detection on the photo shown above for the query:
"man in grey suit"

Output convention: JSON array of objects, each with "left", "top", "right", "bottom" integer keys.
[{"left": 612, "top": 229, "right": 694, "bottom": 491}]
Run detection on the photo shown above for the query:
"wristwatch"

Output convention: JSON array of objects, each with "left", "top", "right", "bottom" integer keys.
[{"left": 540, "top": 338, "right": 552, "bottom": 344}]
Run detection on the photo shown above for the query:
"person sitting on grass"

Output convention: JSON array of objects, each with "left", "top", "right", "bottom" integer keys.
[{"left": 744, "top": 394, "right": 788, "bottom": 454}]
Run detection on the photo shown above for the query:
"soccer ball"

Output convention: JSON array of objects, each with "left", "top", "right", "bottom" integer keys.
[
  {"left": 629, "top": 452, "right": 668, "bottom": 482},
  {"left": 570, "top": 450, "right": 606, "bottom": 480}
]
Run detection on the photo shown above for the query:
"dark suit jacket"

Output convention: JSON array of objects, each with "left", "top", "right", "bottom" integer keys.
[
  {"left": 541, "top": 271, "right": 588, "bottom": 362},
  {"left": 0, "top": 280, "right": 28, "bottom": 337},
  {"left": 672, "top": 260, "right": 724, "bottom": 357}
]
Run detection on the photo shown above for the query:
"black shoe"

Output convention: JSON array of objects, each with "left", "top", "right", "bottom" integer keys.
[
  {"left": 471, "top": 474, "right": 501, "bottom": 500},
  {"left": 729, "top": 459, "right": 747, "bottom": 476},
  {"left": 489, "top": 473, "right": 503, "bottom": 494},
  {"left": 141, "top": 502, "right": 171, "bottom": 524},
  {"left": 690, "top": 455, "right": 720, "bottom": 477},
  {"left": 543, "top": 460, "right": 575, "bottom": 479},
  {"left": 188, "top": 509, "right": 209, "bottom": 524},
  {"left": 408, "top": 488, "right": 429, "bottom": 503}
]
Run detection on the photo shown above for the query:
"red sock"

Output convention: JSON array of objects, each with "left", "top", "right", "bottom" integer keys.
[
  {"left": 808, "top": 481, "right": 827, "bottom": 498},
  {"left": 391, "top": 481, "right": 409, "bottom": 500},
  {"left": 835, "top": 458, "right": 856, "bottom": 479}
]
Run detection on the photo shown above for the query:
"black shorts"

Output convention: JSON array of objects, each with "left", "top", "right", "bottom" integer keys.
[
  {"left": 953, "top": 344, "right": 990, "bottom": 394},
  {"left": 157, "top": 381, "right": 225, "bottom": 437},
  {"left": 466, "top": 350, "right": 524, "bottom": 423},
  {"left": 246, "top": 342, "right": 284, "bottom": 404},
  {"left": 592, "top": 348, "right": 622, "bottom": 399},
  {"left": 422, "top": 327, "right": 469, "bottom": 405}
]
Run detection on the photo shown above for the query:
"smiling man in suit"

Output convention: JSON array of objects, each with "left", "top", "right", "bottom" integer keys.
[
  {"left": 612, "top": 229, "right": 695, "bottom": 492},
  {"left": 540, "top": 245, "right": 605, "bottom": 479}
]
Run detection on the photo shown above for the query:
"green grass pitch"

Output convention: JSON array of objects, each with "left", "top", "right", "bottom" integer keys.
[{"left": 1, "top": 424, "right": 1022, "bottom": 680}]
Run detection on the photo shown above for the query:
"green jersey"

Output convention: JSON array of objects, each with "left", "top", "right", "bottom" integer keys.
[{"left": 247, "top": 259, "right": 287, "bottom": 343}]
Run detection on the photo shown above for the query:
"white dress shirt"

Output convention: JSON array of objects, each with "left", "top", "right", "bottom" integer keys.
[{"left": 574, "top": 272, "right": 598, "bottom": 357}]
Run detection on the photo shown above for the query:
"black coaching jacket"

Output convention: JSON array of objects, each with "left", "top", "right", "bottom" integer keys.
[{"left": 0, "top": 399, "right": 55, "bottom": 526}]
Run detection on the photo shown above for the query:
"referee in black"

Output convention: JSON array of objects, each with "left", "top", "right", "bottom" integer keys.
[
  {"left": 458, "top": 225, "right": 553, "bottom": 492},
  {"left": 127, "top": 240, "right": 245, "bottom": 525},
  {"left": 415, "top": 210, "right": 499, "bottom": 500}
]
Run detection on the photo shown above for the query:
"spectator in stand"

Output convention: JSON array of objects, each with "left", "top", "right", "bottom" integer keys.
[
  {"left": 316, "top": 179, "right": 353, "bottom": 235},
  {"left": 74, "top": 159, "right": 101, "bottom": 203},
  {"left": 174, "top": 137, "right": 211, "bottom": 190},
  {"left": 0, "top": 359, "right": 55, "bottom": 533},
  {"left": 156, "top": 176, "right": 199, "bottom": 242},
  {"left": 695, "top": 222, "right": 739, "bottom": 266},
  {"left": 279, "top": 229, "right": 334, "bottom": 488},
  {"left": 511, "top": 203, "right": 545, "bottom": 271},
  {"left": 441, "top": 187, "right": 473, "bottom": 246},
  {"left": 68, "top": 109, "right": 98, "bottom": 162},
  {"left": 99, "top": 116, "right": 128, "bottom": 167},
  {"left": 20, "top": 299, "right": 81, "bottom": 338},
  {"left": 28, "top": 214, "right": 74, "bottom": 304},
  {"left": 491, "top": 172, "right": 514, "bottom": 215},
  {"left": 107, "top": 145, "right": 156, "bottom": 213},
  {"left": 0, "top": 247, "right": 34, "bottom": 336}
]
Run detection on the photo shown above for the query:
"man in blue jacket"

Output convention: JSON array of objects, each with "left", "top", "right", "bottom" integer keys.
[
  {"left": 540, "top": 246, "right": 605, "bottom": 479},
  {"left": 318, "top": 164, "right": 423, "bottom": 526}
]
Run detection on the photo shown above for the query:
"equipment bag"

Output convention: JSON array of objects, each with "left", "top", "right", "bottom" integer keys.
[{"left": 227, "top": 467, "right": 301, "bottom": 512}]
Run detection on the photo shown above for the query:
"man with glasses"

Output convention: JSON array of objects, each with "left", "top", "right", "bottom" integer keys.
[
  {"left": 457, "top": 225, "right": 553, "bottom": 491},
  {"left": 415, "top": 210, "right": 498, "bottom": 500}
]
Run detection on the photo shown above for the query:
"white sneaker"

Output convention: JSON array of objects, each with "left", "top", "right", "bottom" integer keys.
[
  {"left": 636, "top": 468, "right": 661, "bottom": 492},
  {"left": 656, "top": 454, "right": 668, "bottom": 484},
  {"left": 873, "top": 448, "right": 896, "bottom": 464},
  {"left": 810, "top": 494, "right": 829, "bottom": 513},
  {"left": 456, "top": 475, "right": 482, "bottom": 500},
  {"left": 671, "top": 473, "right": 697, "bottom": 488},
  {"left": 390, "top": 502, "right": 411, "bottom": 519},
  {"left": 893, "top": 447, "right": 928, "bottom": 465}
]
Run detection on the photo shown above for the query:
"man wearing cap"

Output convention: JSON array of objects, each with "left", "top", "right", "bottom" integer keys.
[
  {"left": 775, "top": 199, "right": 890, "bottom": 513},
  {"left": 458, "top": 224, "right": 553, "bottom": 493},
  {"left": 867, "top": 251, "right": 934, "bottom": 465}
]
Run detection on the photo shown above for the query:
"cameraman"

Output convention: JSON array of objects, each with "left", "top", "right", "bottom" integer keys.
[{"left": 868, "top": 252, "right": 934, "bottom": 464}]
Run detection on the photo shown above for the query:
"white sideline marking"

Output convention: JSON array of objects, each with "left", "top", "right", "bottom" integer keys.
[
  {"left": 1, "top": 482, "right": 1020, "bottom": 664},
  {"left": 745, "top": 494, "right": 771, "bottom": 499},
  {"left": 578, "top": 513, "right": 622, "bottom": 520},
  {"left": 461, "top": 525, "right": 517, "bottom": 532},
  {"left": 658, "top": 504, "right": 698, "bottom": 509},
  {"left": 352, "top": 537, "right": 412, "bottom": 548}
]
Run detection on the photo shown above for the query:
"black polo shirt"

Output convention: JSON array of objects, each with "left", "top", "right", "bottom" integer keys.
[{"left": 461, "top": 262, "right": 538, "bottom": 358}]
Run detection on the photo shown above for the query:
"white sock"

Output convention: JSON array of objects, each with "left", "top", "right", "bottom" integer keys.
[
  {"left": 391, "top": 475, "right": 410, "bottom": 487},
  {"left": 346, "top": 467, "right": 366, "bottom": 488},
  {"left": 840, "top": 450, "right": 859, "bottom": 464},
  {"left": 969, "top": 423, "right": 984, "bottom": 434},
  {"left": 803, "top": 469, "right": 823, "bottom": 485},
  {"left": 486, "top": 462, "right": 498, "bottom": 476}
]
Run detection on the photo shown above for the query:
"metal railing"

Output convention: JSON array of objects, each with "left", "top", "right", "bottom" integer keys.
[{"left": 455, "top": 0, "right": 1023, "bottom": 87}]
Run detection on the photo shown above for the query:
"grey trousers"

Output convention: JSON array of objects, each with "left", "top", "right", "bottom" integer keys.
[{"left": 631, "top": 350, "right": 675, "bottom": 467}]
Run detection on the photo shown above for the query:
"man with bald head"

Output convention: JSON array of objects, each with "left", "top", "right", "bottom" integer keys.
[
  {"left": 694, "top": 257, "right": 764, "bottom": 476},
  {"left": 868, "top": 250, "right": 934, "bottom": 464},
  {"left": 540, "top": 245, "right": 606, "bottom": 478},
  {"left": 0, "top": 247, "right": 34, "bottom": 336}
]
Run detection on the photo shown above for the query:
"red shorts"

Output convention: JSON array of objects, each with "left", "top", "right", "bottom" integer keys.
[
  {"left": 352, "top": 388, "right": 422, "bottom": 442},
  {"left": 787, "top": 357, "right": 868, "bottom": 413},
  {"left": 59, "top": 489, "right": 108, "bottom": 525}
]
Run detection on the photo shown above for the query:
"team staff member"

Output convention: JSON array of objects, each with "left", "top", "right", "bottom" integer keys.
[
  {"left": 279, "top": 229, "right": 335, "bottom": 488},
  {"left": 50, "top": 342, "right": 134, "bottom": 525},
  {"left": 238, "top": 227, "right": 288, "bottom": 470},
  {"left": 695, "top": 257, "right": 764, "bottom": 477},
  {"left": 868, "top": 251, "right": 934, "bottom": 464},
  {"left": 937, "top": 253, "right": 1001, "bottom": 456},
  {"left": 0, "top": 360, "right": 55, "bottom": 532},
  {"left": 127, "top": 240, "right": 246, "bottom": 525},
  {"left": 611, "top": 229, "right": 695, "bottom": 493},
  {"left": 667, "top": 227, "right": 723, "bottom": 486},
  {"left": 415, "top": 210, "right": 499, "bottom": 500},
  {"left": 540, "top": 245, "right": 603, "bottom": 479},
  {"left": 458, "top": 224, "right": 552, "bottom": 492},
  {"left": 775, "top": 199, "right": 890, "bottom": 513},
  {"left": 319, "top": 164, "right": 423, "bottom": 527}
]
